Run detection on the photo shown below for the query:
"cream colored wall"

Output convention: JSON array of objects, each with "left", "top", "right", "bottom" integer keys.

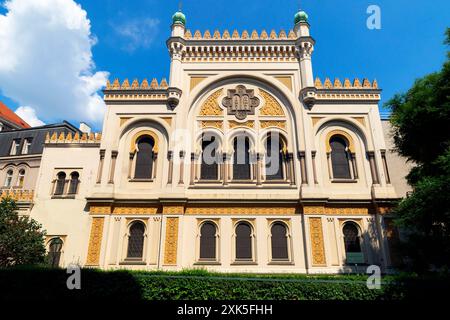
[
  {"left": 381, "top": 119, "right": 412, "bottom": 198},
  {"left": 31, "top": 145, "right": 100, "bottom": 266},
  {"left": 0, "top": 156, "right": 41, "bottom": 190}
]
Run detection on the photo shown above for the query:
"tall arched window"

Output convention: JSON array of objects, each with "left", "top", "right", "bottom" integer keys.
[
  {"left": 48, "top": 237, "right": 63, "bottom": 267},
  {"left": 233, "top": 136, "right": 251, "bottom": 180},
  {"left": 343, "top": 222, "right": 363, "bottom": 264},
  {"left": 68, "top": 172, "right": 80, "bottom": 194},
  {"left": 54, "top": 172, "right": 66, "bottom": 195},
  {"left": 200, "top": 135, "right": 219, "bottom": 180},
  {"left": 265, "top": 134, "right": 284, "bottom": 180},
  {"left": 134, "top": 136, "right": 155, "bottom": 179},
  {"left": 235, "top": 222, "right": 252, "bottom": 260},
  {"left": 4, "top": 169, "right": 13, "bottom": 188},
  {"left": 271, "top": 222, "right": 289, "bottom": 260},
  {"left": 199, "top": 222, "right": 217, "bottom": 260},
  {"left": 330, "top": 136, "right": 351, "bottom": 179},
  {"left": 127, "top": 221, "right": 145, "bottom": 259},
  {"left": 17, "top": 169, "right": 25, "bottom": 188}
]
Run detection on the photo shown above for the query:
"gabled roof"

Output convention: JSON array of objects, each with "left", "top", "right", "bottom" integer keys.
[{"left": 0, "top": 101, "right": 31, "bottom": 129}]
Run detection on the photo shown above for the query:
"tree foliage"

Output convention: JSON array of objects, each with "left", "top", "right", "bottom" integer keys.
[
  {"left": 0, "top": 198, "right": 46, "bottom": 267},
  {"left": 386, "top": 28, "right": 450, "bottom": 272}
]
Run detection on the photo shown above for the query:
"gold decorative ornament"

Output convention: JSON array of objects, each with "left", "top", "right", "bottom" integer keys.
[
  {"left": 164, "top": 217, "right": 179, "bottom": 265},
  {"left": 309, "top": 217, "right": 326, "bottom": 266},
  {"left": 259, "top": 89, "right": 285, "bottom": 116},
  {"left": 86, "top": 217, "right": 104, "bottom": 266},
  {"left": 199, "top": 89, "right": 224, "bottom": 116}
]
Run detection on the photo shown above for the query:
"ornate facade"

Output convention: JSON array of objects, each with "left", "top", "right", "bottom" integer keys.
[{"left": 28, "top": 10, "right": 406, "bottom": 273}]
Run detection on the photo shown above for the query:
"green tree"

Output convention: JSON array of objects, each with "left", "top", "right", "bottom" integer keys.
[
  {"left": 386, "top": 28, "right": 450, "bottom": 272},
  {"left": 0, "top": 198, "right": 46, "bottom": 267}
]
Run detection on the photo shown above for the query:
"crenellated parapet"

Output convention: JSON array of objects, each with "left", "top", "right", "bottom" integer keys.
[
  {"left": 314, "top": 78, "right": 378, "bottom": 90},
  {"left": 106, "top": 78, "right": 169, "bottom": 90},
  {"left": 311, "top": 77, "right": 381, "bottom": 104},
  {"left": 0, "top": 189, "right": 34, "bottom": 202},
  {"left": 45, "top": 131, "right": 102, "bottom": 145},
  {"left": 184, "top": 29, "right": 297, "bottom": 41}
]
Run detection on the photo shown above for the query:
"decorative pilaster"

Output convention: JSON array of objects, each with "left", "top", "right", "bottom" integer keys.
[
  {"left": 163, "top": 217, "right": 179, "bottom": 265},
  {"left": 86, "top": 217, "right": 105, "bottom": 266},
  {"left": 309, "top": 217, "right": 326, "bottom": 266},
  {"left": 380, "top": 150, "right": 391, "bottom": 184},
  {"left": 256, "top": 153, "right": 263, "bottom": 186},
  {"left": 311, "top": 151, "right": 318, "bottom": 184}
]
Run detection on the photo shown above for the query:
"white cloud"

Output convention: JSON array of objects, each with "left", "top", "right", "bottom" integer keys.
[
  {"left": 15, "top": 106, "right": 45, "bottom": 127},
  {"left": 0, "top": 0, "right": 109, "bottom": 125},
  {"left": 113, "top": 18, "right": 160, "bottom": 53}
]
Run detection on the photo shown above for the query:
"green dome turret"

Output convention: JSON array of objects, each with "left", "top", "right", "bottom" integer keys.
[
  {"left": 294, "top": 10, "right": 308, "bottom": 24},
  {"left": 172, "top": 11, "right": 186, "bottom": 25}
]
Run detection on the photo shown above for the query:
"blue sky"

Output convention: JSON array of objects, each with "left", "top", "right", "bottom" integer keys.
[{"left": 0, "top": 0, "right": 449, "bottom": 130}]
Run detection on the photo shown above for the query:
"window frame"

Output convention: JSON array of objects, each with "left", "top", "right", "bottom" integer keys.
[
  {"left": 124, "top": 220, "right": 147, "bottom": 263},
  {"left": 342, "top": 221, "right": 365, "bottom": 265},
  {"left": 232, "top": 220, "right": 257, "bottom": 265},
  {"left": 268, "top": 221, "right": 292, "bottom": 263},
  {"left": 10, "top": 139, "right": 21, "bottom": 156},
  {"left": 21, "top": 138, "right": 33, "bottom": 155},
  {"left": 196, "top": 220, "right": 220, "bottom": 264},
  {"left": 4, "top": 169, "right": 14, "bottom": 188}
]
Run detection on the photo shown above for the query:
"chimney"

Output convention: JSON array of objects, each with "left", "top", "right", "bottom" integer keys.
[{"left": 79, "top": 122, "right": 91, "bottom": 134}]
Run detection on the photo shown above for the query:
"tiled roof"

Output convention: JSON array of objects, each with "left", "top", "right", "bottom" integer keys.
[{"left": 0, "top": 101, "right": 30, "bottom": 128}]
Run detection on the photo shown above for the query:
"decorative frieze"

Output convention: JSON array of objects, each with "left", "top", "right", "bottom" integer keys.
[
  {"left": 260, "top": 120, "right": 286, "bottom": 130},
  {"left": 200, "top": 121, "right": 223, "bottom": 130},
  {"left": 185, "top": 206, "right": 297, "bottom": 215},
  {"left": 184, "top": 29, "right": 296, "bottom": 41},
  {"left": 228, "top": 120, "right": 255, "bottom": 129},
  {"left": 0, "top": 189, "right": 34, "bottom": 202},
  {"left": 45, "top": 132, "right": 101, "bottom": 144}
]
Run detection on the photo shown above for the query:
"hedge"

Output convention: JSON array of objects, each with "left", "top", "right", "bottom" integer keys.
[{"left": 0, "top": 267, "right": 448, "bottom": 300}]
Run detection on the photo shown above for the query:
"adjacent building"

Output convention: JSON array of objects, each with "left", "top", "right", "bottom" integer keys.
[
  {"left": 29, "top": 10, "right": 407, "bottom": 273},
  {"left": 0, "top": 121, "right": 79, "bottom": 214}
]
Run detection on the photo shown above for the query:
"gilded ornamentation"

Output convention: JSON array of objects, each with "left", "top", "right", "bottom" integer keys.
[
  {"left": 199, "top": 89, "right": 224, "bottom": 116},
  {"left": 163, "top": 205, "right": 185, "bottom": 214},
  {"left": 45, "top": 132, "right": 101, "bottom": 144},
  {"left": 130, "top": 130, "right": 159, "bottom": 153},
  {"left": 228, "top": 120, "right": 254, "bottom": 129},
  {"left": 309, "top": 217, "right": 326, "bottom": 266},
  {"left": 185, "top": 206, "right": 296, "bottom": 215},
  {"left": 325, "top": 130, "right": 355, "bottom": 153},
  {"left": 86, "top": 217, "right": 104, "bottom": 266},
  {"left": 164, "top": 217, "right": 179, "bottom": 265},
  {"left": 259, "top": 89, "right": 285, "bottom": 116},
  {"left": 0, "top": 189, "right": 34, "bottom": 202},
  {"left": 113, "top": 206, "right": 158, "bottom": 215},
  {"left": 200, "top": 121, "right": 223, "bottom": 130},
  {"left": 222, "top": 85, "right": 260, "bottom": 120},
  {"left": 260, "top": 120, "right": 286, "bottom": 129},
  {"left": 303, "top": 205, "right": 371, "bottom": 215},
  {"left": 89, "top": 205, "right": 111, "bottom": 214}
]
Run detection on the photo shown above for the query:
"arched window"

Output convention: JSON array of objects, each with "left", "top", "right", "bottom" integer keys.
[
  {"left": 48, "top": 237, "right": 63, "bottom": 268},
  {"left": 134, "top": 136, "right": 155, "bottom": 179},
  {"left": 199, "top": 222, "right": 217, "bottom": 260},
  {"left": 330, "top": 136, "right": 351, "bottom": 179},
  {"left": 343, "top": 222, "right": 364, "bottom": 264},
  {"left": 127, "top": 221, "right": 145, "bottom": 259},
  {"left": 17, "top": 169, "right": 25, "bottom": 188},
  {"left": 235, "top": 222, "right": 252, "bottom": 260},
  {"left": 200, "top": 135, "right": 219, "bottom": 180},
  {"left": 4, "top": 169, "right": 13, "bottom": 188},
  {"left": 233, "top": 136, "right": 251, "bottom": 180},
  {"left": 271, "top": 222, "right": 289, "bottom": 260},
  {"left": 54, "top": 172, "right": 66, "bottom": 195},
  {"left": 265, "top": 134, "right": 284, "bottom": 180},
  {"left": 68, "top": 172, "right": 80, "bottom": 194}
]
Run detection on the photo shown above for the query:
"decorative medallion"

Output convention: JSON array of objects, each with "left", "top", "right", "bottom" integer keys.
[{"left": 222, "top": 85, "right": 260, "bottom": 120}]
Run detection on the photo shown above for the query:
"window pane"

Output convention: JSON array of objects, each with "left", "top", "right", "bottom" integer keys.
[
  {"left": 200, "top": 222, "right": 216, "bottom": 259},
  {"left": 330, "top": 137, "right": 351, "bottom": 179},
  {"left": 233, "top": 137, "right": 251, "bottom": 180},
  {"left": 68, "top": 172, "right": 79, "bottom": 194},
  {"left": 265, "top": 136, "right": 284, "bottom": 180},
  {"left": 236, "top": 223, "right": 252, "bottom": 260},
  {"left": 200, "top": 137, "right": 218, "bottom": 180},
  {"left": 343, "top": 223, "right": 361, "bottom": 253},
  {"left": 55, "top": 172, "right": 66, "bottom": 195},
  {"left": 127, "top": 222, "right": 145, "bottom": 258},
  {"left": 271, "top": 223, "right": 289, "bottom": 260},
  {"left": 135, "top": 137, "right": 154, "bottom": 179}
]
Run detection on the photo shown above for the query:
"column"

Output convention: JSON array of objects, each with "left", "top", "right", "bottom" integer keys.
[
  {"left": 108, "top": 151, "right": 118, "bottom": 184},
  {"left": 167, "top": 151, "right": 174, "bottom": 185},
  {"left": 367, "top": 151, "right": 380, "bottom": 185},
  {"left": 96, "top": 149, "right": 105, "bottom": 184}
]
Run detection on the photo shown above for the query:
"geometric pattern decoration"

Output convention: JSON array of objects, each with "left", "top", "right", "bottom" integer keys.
[
  {"left": 259, "top": 89, "right": 285, "bottom": 116},
  {"left": 309, "top": 217, "right": 327, "bottom": 266},
  {"left": 222, "top": 85, "right": 260, "bottom": 120},
  {"left": 199, "top": 89, "right": 224, "bottom": 116},
  {"left": 163, "top": 217, "right": 179, "bottom": 265},
  {"left": 86, "top": 217, "right": 104, "bottom": 266}
]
